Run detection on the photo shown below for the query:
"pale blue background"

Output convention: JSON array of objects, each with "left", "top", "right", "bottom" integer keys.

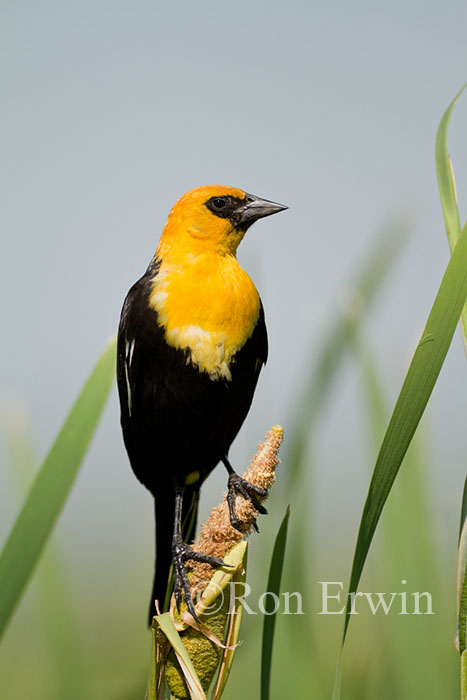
[{"left": 2, "top": 0, "right": 467, "bottom": 635}]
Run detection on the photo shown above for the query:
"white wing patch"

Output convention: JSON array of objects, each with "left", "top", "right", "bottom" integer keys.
[
  {"left": 128, "top": 339, "right": 135, "bottom": 365},
  {"left": 124, "top": 338, "right": 135, "bottom": 415}
]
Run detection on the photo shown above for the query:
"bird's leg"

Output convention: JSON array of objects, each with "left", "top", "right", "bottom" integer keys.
[
  {"left": 171, "top": 488, "right": 229, "bottom": 621},
  {"left": 221, "top": 454, "right": 268, "bottom": 532}
]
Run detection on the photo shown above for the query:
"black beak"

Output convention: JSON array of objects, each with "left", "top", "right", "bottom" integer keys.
[{"left": 238, "top": 193, "right": 288, "bottom": 226}]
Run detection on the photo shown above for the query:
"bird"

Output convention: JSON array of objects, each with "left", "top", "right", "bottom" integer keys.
[{"left": 116, "top": 185, "right": 287, "bottom": 624}]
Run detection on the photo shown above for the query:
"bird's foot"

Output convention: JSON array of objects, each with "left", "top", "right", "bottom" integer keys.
[
  {"left": 227, "top": 472, "right": 268, "bottom": 531},
  {"left": 172, "top": 537, "right": 229, "bottom": 622}
]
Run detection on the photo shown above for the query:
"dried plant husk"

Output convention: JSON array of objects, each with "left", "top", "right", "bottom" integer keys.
[{"left": 160, "top": 426, "right": 283, "bottom": 699}]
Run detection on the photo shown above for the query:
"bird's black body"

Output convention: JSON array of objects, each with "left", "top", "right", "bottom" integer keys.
[
  {"left": 117, "top": 258, "right": 268, "bottom": 619},
  {"left": 116, "top": 184, "right": 287, "bottom": 624}
]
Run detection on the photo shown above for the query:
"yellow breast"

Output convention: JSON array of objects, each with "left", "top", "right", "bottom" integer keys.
[{"left": 149, "top": 253, "right": 260, "bottom": 380}]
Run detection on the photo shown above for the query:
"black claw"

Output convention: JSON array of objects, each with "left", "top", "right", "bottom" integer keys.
[
  {"left": 227, "top": 490, "right": 244, "bottom": 531},
  {"left": 226, "top": 472, "right": 269, "bottom": 529},
  {"left": 249, "top": 484, "right": 268, "bottom": 497},
  {"left": 171, "top": 538, "right": 230, "bottom": 622},
  {"left": 230, "top": 514, "right": 245, "bottom": 533},
  {"left": 173, "top": 572, "right": 182, "bottom": 612}
]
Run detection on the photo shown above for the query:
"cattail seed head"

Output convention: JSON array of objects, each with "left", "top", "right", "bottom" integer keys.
[{"left": 163, "top": 426, "right": 283, "bottom": 699}]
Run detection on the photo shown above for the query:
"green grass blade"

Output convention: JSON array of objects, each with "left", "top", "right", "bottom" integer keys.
[
  {"left": 437, "top": 84, "right": 467, "bottom": 696},
  {"left": 0, "top": 337, "right": 117, "bottom": 641},
  {"left": 334, "top": 236, "right": 467, "bottom": 696},
  {"left": 458, "top": 563, "right": 467, "bottom": 654},
  {"left": 457, "top": 476, "right": 467, "bottom": 655},
  {"left": 331, "top": 90, "right": 467, "bottom": 699},
  {"left": 211, "top": 548, "right": 248, "bottom": 700},
  {"left": 155, "top": 613, "right": 207, "bottom": 700},
  {"left": 435, "top": 84, "right": 465, "bottom": 247},
  {"left": 346, "top": 219, "right": 467, "bottom": 624},
  {"left": 435, "top": 83, "right": 467, "bottom": 354},
  {"left": 260, "top": 506, "right": 290, "bottom": 700},
  {"left": 150, "top": 621, "right": 157, "bottom": 700},
  {"left": 332, "top": 219, "right": 467, "bottom": 698},
  {"left": 462, "top": 651, "right": 467, "bottom": 700},
  {"left": 1, "top": 412, "right": 87, "bottom": 698},
  {"left": 459, "top": 474, "right": 467, "bottom": 542},
  {"left": 351, "top": 328, "right": 451, "bottom": 699}
]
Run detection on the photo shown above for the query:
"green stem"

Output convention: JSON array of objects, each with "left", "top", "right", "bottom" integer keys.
[
  {"left": 461, "top": 651, "right": 467, "bottom": 700},
  {"left": 459, "top": 564, "right": 467, "bottom": 654}
]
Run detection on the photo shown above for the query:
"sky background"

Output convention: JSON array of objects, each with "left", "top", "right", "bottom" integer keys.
[{"left": 2, "top": 0, "right": 467, "bottom": 684}]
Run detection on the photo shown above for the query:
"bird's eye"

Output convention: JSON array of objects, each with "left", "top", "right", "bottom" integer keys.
[{"left": 211, "top": 198, "right": 226, "bottom": 209}]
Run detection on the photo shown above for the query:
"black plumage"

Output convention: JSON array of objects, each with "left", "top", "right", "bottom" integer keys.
[{"left": 116, "top": 258, "right": 268, "bottom": 621}]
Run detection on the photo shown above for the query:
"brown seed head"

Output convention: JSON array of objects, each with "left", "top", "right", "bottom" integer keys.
[{"left": 188, "top": 425, "right": 283, "bottom": 593}]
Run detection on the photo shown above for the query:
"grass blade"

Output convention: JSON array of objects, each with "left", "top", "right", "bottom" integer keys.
[
  {"left": 435, "top": 83, "right": 467, "bottom": 354},
  {"left": 351, "top": 328, "right": 451, "bottom": 699},
  {"left": 462, "top": 651, "right": 467, "bottom": 700},
  {"left": 211, "top": 548, "right": 248, "bottom": 700},
  {"left": 260, "top": 506, "right": 290, "bottom": 700},
  {"left": 1, "top": 411, "right": 87, "bottom": 698},
  {"left": 457, "top": 476, "right": 467, "bottom": 659},
  {"left": 333, "top": 224, "right": 467, "bottom": 693},
  {"left": 437, "top": 85, "right": 467, "bottom": 696},
  {"left": 155, "top": 612, "right": 207, "bottom": 700},
  {"left": 460, "top": 475, "right": 467, "bottom": 543},
  {"left": 343, "top": 217, "right": 467, "bottom": 631},
  {"left": 0, "top": 337, "right": 117, "bottom": 641},
  {"left": 333, "top": 87, "right": 467, "bottom": 696},
  {"left": 435, "top": 84, "right": 465, "bottom": 247}
]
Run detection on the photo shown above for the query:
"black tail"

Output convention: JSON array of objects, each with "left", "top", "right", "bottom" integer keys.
[{"left": 148, "top": 485, "right": 200, "bottom": 625}]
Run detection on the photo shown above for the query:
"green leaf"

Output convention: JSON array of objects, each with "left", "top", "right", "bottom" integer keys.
[
  {"left": 462, "top": 650, "right": 467, "bottom": 700},
  {"left": 0, "top": 337, "right": 117, "bottom": 642},
  {"left": 260, "top": 506, "right": 290, "bottom": 700},
  {"left": 1, "top": 411, "right": 87, "bottom": 698},
  {"left": 193, "top": 541, "right": 247, "bottom": 619},
  {"left": 333, "top": 88, "right": 467, "bottom": 699},
  {"left": 211, "top": 547, "right": 248, "bottom": 700},
  {"left": 333, "top": 218, "right": 467, "bottom": 682},
  {"left": 435, "top": 84, "right": 465, "bottom": 248},
  {"left": 352, "top": 328, "right": 448, "bottom": 698},
  {"left": 155, "top": 612, "right": 207, "bottom": 700},
  {"left": 437, "top": 83, "right": 467, "bottom": 694},
  {"left": 435, "top": 82, "right": 467, "bottom": 354},
  {"left": 458, "top": 476, "right": 467, "bottom": 655},
  {"left": 458, "top": 562, "right": 467, "bottom": 655},
  {"left": 459, "top": 474, "right": 467, "bottom": 544},
  {"left": 149, "top": 622, "right": 158, "bottom": 700}
]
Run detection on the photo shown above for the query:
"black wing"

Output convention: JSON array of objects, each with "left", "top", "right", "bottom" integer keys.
[{"left": 117, "top": 272, "right": 166, "bottom": 485}]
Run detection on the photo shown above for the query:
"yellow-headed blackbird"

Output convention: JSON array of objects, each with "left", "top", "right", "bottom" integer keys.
[{"left": 117, "top": 185, "right": 287, "bottom": 622}]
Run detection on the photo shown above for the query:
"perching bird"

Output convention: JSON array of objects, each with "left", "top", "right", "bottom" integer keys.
[{"left": 116, "top": 185, "right": 287, "bottom": 623}]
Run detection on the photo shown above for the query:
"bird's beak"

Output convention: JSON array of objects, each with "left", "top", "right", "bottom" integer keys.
[{"left": 238, "top": 193, "right": 288, "bottom": 225}]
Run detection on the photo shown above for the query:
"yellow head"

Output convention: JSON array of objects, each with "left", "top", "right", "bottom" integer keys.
[{"left": 156, "top": 185, "right": 287, "bottom": 258}]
